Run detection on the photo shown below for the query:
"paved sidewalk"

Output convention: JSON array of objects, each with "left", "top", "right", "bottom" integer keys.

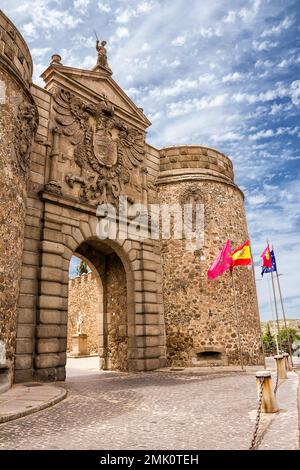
[
  {"left": 0, "top": 383, "right": 67, "bottom": 424},
  {"left": 0, "top": 357, "right": 298, "bottom": 449},
  {"left": 258, "top": 371, "right": 299, "bottom": 450}
]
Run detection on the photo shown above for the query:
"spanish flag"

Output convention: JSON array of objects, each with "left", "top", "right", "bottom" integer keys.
[{"left": 231, "top": 240, "right": 252, "bottom": 267}]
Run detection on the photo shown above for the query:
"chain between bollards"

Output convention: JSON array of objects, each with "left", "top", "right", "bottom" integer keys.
[
  {"left": 249, "top": 376, "right": 265, "bottom": 451},
  {"left": 274, "top": 368, "right": 279, "bottom": 395}
]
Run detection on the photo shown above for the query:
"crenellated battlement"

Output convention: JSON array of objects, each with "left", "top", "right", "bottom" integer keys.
[
  {"left": 0, "top": 9, "right": 33, "bottom": 88},
  {"left": 158, "top": 145, "right": 234, "bottom": 184}
]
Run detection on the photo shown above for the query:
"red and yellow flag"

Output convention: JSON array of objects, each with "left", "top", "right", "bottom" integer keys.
[
  {"left": 231, "top": 240, "right": 252, "bottom": 267},
  {"left": 260, "top": 244, "right": 272, "bottom": 268}
]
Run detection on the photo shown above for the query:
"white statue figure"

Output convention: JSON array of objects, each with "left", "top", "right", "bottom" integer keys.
[
  {"left": 0, "top": 340, "right": 6, "bottom": 364},
  {"left": 76, "top": 314, "right": 84, "bottom": 335}
]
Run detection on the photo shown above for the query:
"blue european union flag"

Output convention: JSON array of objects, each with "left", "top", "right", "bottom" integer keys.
[{"left": 261, "top": 250, "right": 277, "bottom": 277}]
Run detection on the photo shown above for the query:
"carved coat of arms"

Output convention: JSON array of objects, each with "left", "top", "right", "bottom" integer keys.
[{"left": 52, "top": 88, "right": 145, "bottom": 204}]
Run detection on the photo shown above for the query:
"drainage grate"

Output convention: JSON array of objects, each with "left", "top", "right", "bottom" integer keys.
[{"left": 24, "top": 383, "right": 43, "bottom": 387}]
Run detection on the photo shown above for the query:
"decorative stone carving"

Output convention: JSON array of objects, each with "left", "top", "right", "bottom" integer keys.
[
  {"left": 44, "top": 126, "right": 62, "bottom": 195},
  {"left": 14, "top": 102, "right": 38, "bottom": 173},
  {"left": 179, "top": 185, "right": 204, "bottom": 205},
  {"left": 53, "top": 88, "right": 145, "bottom": 205}
]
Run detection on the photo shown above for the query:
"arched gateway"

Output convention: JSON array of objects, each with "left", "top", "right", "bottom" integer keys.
[{"left": 0, "top": 11, "right": 263, "bottom": 388}]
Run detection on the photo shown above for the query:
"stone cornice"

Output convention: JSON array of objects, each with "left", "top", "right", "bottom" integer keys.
[{"left": 156, "top": 174, "right": 245, "bottom": 200}]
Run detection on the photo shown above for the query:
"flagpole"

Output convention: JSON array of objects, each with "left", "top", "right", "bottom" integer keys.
[
  {"left": 250, "top": 248, "right": 266, "bottom": 369},
  {"left": 266, "top": 239, "right": 282, "bottom": 352},
  {"left": 270, "top": 269, "right": 282, "bottom": 352},
  {"left": 267, "top": 277, "right": 279, "bottom": 355},
  {"left": 231, "top": 269, "right": 244, "bottom": 370},
  {"left": 273, "top": 245, "right": 293, "bottom": 366}
]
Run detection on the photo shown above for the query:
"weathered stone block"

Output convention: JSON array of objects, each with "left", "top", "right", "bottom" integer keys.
[
  {"left": 16, "top": 339, "right": 34, "bottom": 354},
  {"left": 17, "top": 324, "right": 35, "bottom": 339},
  {"left": 37, "top": 338, "right": 60, "bottom": 353},
  {"left": 40, "top": 266, "right": 63, "bottom": 282},
  {"left": 41, "top": 253, "right": 63, "bottom": 269},
  {"left": 35, "top": 353, "right": 60, "bottom": 369},
  {"left": 41, "top": 240, "right": 64, "bottom": 255},
  {"left": 39, "top": 309, "right": 63, "bottom": 324},
  {"left": 18, "top": 294, "right": 35, "bottom": 309},
  {"left": 22, "top": 251, "right": 39, "bottom": 266},
  {"left": 38, "top": 295, "right": 63, "bottom": 310},
  {"left": 17, "top": 307, "right": 35, "bottom": 324},
  {"left": 15, "top": 354, "right": 33, "bottom": 370},
  {"left": 40, "top": 281, "right": 62, "bottom": 296},
  {"left": 20, "top": 278, "right": 37, "bottom": 295},
  {"left": 36, "top": 325, "right": 60, "bottom": 338}
]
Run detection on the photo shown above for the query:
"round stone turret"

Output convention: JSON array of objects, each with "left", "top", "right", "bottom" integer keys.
[
  {"left": 158, "top": 145, "right": 235, "bottom": 186},
  {"left": 0, "top": 10, "right": 37, "bottom": 385},
  {"left": 157, "top": 144, "right": 263, "bottom": 368},
  {"left": 0, "top": 10, "right": 33, "bottom": 87}
]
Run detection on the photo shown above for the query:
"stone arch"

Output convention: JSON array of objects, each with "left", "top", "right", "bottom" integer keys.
[
  {"left": 67, "top": 237, "right": 135, "bottom": 371},
  {"left": 16, "top": 197, "right": 167, "bottom": 382},
  {"left": 67, "top": 253, "right": 104, "bottom": 362}
]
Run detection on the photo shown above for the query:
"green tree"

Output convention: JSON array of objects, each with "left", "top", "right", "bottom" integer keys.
[
  {"left": 76, "top": 260, "right": 89, "bottom": 276},
  {"left": 262, "top": 322, "right": 276, "bottom": 355},
  {"left": 278, "top": 327, "right": 300, "bottom": 354}
]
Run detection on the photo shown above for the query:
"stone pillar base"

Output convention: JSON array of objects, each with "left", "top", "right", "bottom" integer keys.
[
  {"left": 70, "top": 334, "right": 88, "bottom": 357},
  {"left": 256, "top": 370, "right": 278, "bottom": 413}
]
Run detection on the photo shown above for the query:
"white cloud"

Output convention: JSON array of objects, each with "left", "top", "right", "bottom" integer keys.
[
  {"left": 171, "top": 36, "right": 186, "bottom": 47},
  {"left": 73, "top": 0, "right": 90, "bottom": 13},
  {"left": 116, "top": 26, "right": 130, "bottom": 38},
  {"left": 253, "top": 40, "right": 279, "bottom": 51},
  {"left": 233, "top": 85, "right": 289, "bottom": 105},
  {"left": 19, "top": 0, "right": 82, "bottom": 39},
  {"left": 223, "top": 10, "right": 237, "bottom": 24},
  {"left": 255, "top": 59, "right": 273, "bottom": 68},
  {"left": 222, "top": 72, "right": 243, "bottom": 83},
  {"left": 249, "top": 129, "right": 274, "bottom": 140},
  {"left": 115, "top": 1, "right": 155, "bottom": 23},
  {"left": 212, "top": 131, "right": 243, "bottom": 142},
  {"left": 98, "top": 1, "right": 111, "bottom": 13},
  {"left": 240, "top": 0, "right": 261, "bottom": 23},
  {"left": 290, "top": 81, "right": 300, "bottom": 105},
  {"left": 31, "top": 47, "right": 51, "bottom": 59},
  {"left": 167, "top": 94, "right": 228, "bottom": 117},
  {"left": 261, "top": 16, "right": 294, "bottom": 38}
]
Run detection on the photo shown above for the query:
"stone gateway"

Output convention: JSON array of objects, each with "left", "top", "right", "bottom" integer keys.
[{"left": 0, "top": 10, "right": 264, "bottom": 387}]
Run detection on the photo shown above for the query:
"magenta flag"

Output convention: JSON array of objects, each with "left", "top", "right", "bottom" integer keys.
[{"left": 207, "top": 240, "right": 232, "bottom": 280}]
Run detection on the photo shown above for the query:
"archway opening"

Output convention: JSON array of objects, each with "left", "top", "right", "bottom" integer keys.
[{"left": 66, "top": 238, "right": 129, "bottom": 378}]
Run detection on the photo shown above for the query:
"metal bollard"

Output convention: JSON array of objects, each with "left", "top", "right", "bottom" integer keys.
[
  {"left": 256, "top": 371, "right": 278, "bottom": 413},
  {"left": 274, "top": 354, "right": 288, "bottom": 379},
  {"left": 282, "top": 352, "right": 293, "bottom": 371}
]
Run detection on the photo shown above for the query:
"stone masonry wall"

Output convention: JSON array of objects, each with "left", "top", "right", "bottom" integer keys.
[
  {"left": 0, "top": 11, "right": 37, "bottom": 377},
  {"left": 106, "top": 253, "right": 128, "bottom": 371},
  {"left": 68, "top": 273, "right": 101, "bottom": 354},
  {"left": 157, "top": 146, "right": 263, "bottom": 367}
]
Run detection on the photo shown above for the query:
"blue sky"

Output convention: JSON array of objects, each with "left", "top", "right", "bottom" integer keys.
[{"left": 3, "top": 0, "right": 300, "bottom": 320}]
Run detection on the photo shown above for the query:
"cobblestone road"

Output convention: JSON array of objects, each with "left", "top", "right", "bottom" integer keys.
[{"left": 0, "top": 366, "right": 261, "bottom": 450}]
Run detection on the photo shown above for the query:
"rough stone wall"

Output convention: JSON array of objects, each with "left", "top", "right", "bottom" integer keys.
[
  {"left": 106, "top": 253, "right": 128, "bottom": 371},
  {"left": 157, "top": 146, "right": 263, "bottom": 367},
  {"left": 14, "top": 85, "right": 51, "bottom": 383},
  {"left": 67, "top": 273, "right": 101, "bottom": 354},
  {"left": 0, "top": 11, "right": 37, "bottom": 376}
]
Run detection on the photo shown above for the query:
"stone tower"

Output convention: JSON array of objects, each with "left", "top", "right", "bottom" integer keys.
[
  {"left": 0, "top": 10, "right": 38, "bottom": 387},
  {"left": 156, "top": 145, "right": 263, "bottom": 366}
]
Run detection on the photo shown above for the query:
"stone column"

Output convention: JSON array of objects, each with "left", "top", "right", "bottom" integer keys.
[
  {"left": 256, "top": 370, "right": 278, "bottom": 413},
  {"left": 0, "top": 11, "right": 38, "bottom": 386}
]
